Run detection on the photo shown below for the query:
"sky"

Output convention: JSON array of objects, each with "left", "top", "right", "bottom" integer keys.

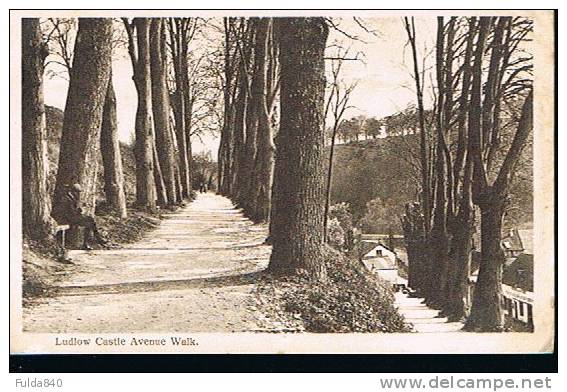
[{"left": 42, "top": 16, "right": 437, "bottom": 156}]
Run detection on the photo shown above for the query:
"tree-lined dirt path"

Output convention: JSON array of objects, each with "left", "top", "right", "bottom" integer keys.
[{"left": 23, "top": 193, "right": 271, "bottom": 333}]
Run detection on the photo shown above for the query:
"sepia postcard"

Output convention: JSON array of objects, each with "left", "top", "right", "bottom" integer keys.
[{"left": 10, "top": 9, "right": 556, "bottom": 355}]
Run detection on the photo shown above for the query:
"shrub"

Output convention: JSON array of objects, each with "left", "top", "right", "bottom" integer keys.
[
  {"left": 328, "top": 203, "right": 355, "bottom": 250},
  {"left": 327, "top": 217, "right": 345, "bottom": 249},
  {"left": 278, "top": 247, "right": 411, "bottom": 333}
]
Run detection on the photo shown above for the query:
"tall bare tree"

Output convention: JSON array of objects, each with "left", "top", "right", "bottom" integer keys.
[
  {"left": 22, "top": 18, "right": 55, "bottom": 240},
  {"left": 465, "top": 16, "right": 534, "bottom": 331},
  {"left": 100, "top": 70, "right": 127, "bottom": 218},
  {"left": 403, "top": 16, "right": 432, "bottom": 235},
  {"left": 150, "top": 18, "right": 178, "bottom": 206},
  {"left": 167, "top": 17, "right": 199, "bottom": 198},
  {"left": 323, "top": 46, "right": 357, "bottom": 241},
  {"left": 249, "top": 17, "right": 277, "bottom": 222},
  {"left": 123, "top": 18, "right": 157, "bottom": 210},
  {"left": 217, "top": 17, "right": 239, "bottom": 196}
]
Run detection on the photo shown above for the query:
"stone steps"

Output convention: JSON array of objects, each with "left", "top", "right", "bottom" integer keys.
[{"left": 394, "top": 292, "right": 464, "bottom": 333}]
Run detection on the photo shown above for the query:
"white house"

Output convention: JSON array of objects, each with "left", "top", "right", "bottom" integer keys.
[
  {"left": 359, "top": 241, "right": 407, "bottom": 290},
  {"left": 501, "top": 253, "right": 534, "bottom": 328}
]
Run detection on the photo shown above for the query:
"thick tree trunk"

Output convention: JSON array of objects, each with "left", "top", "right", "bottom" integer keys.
[
  {"left": 152, "top": 137, "right": 168, "bottom": 207},
  {"left": 150, "top": 18, "right": 178, "bottom": 206},
  {"left": 445, "top": 209, "right": 474, "bottom": 321},
  {"left": 465, "top": 16, "right": 533, "bottom": 330},
  {"left": 465, "top": 196, "right": 506, "bottom": 331},
  {"left": 402, "top": 202, "right": 427, "bottom": 294},
  {"left": 168, "top": 18, "right": 191, "bottom": 199},
  {"left": 268, "top": 18, "right": 329, "bottom": 280},
  {"left": 232, "top": 74, "right": 249, "bottom": 205},
  {"left": 100, "top": 71, "right": 127, "bottom": 218},
  {"left": 221, "top": 105, "right": 235, "bottom": 196},
  {"left": 443, "top": 19, "right": 477, "bottom": 321},
  {"left": 173, "top": 150, "right": 183, "bottom": 202},
  {"left": 218, "top": 17, "right": 244, "bottom": 197},
  {"left": 181, "top": 44, "right": 193, "bottom": 195},
  {"left": 218, "top": 19, "right": 232, "bottom": 196},
  {"left": 466, "top": 90, "right": 533, "bottom": 331},
  {"left": 52, "top": 18, "right": 113, "bottom": 248},
  {"left": 238, "top": 20, "right": 261, "bottom": 213},
  {"left": 22, "top": 18, "right": 55, "bottom": 240},
  {"left": 428, "top": 17, "right": 450, "bottom": 308},
  {"left": 172, "top": 87, "right": 190, "bottom": 198},
  {"left": 250, "top": 18, "right": 274, "bottom": 222},
  {"left": 445, "top": 160, "right": 475, "bottom": 321},
  {"left": 132, "top": 18, "right": 157, "bottom": 211}
]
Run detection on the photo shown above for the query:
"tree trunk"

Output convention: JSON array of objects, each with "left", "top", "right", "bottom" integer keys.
[
  {"left": 443, "top": 18, "right": 477, "bottom": 321},
  {"left": 132, "top": 18, "right": 157, "bottom": 211},
  {"left": 232, "top": 72, "right": 249, "bottom": 205},
  {"left": 445, "top": 157, "right": 475, "bottom": 321},
  {"left": 268, "top": 17, "right": 329, "bottom": 280},
  {"left": 445, "top": 206, "right": 474, "bottom": 321},
  {"left": 466, "top": 90, "right": 533, "bottom": 331},
  {"left": 217, "top": 18, "right": 235, "bottom": 196},
  {"left": 428, "top": 17, "right": 450, "bottom": 308},
  {"left": 100, "top": 71, "right": 127, "bottom": 218},
  {"left": 52, "top": 18, "right": 113, "bottom": 248},
  {"left": 404, "top": 17, "right": 431, "bottom": 235},
  {"left": 22, "top": 18, "right": 55, "bottom": 240},
  {"left": 402, "top": 202, "right": 427, "bottom": 294},
  {"left": 169, "top": 18, "right": 191, "bottom": 199},
  {"left": 152, "top": 136, "right": 168, "bottom": 207},
  {"left": 465, "top": 195, "right": 506, "bottom": 331},
  {"left": 323, "top": 122, "right": 338, "bottom": 241},
  {"left": 465, "top": 16, "right": 533, "bottom": 330},
  {"left": 150, "top": 18, "right": 178, "bottom": 206},
  {"left": 250, "top": 18, "right": 275, "bottom": 222},
  {"left": 185, "top": 122, "right": 193, "bottom": 194},
  {"left": 238, "top": 20, "right": 261, "bottom": 213},
  {"left": 172, "top": 82, "right": 190, "bottom": 199},
  {"left": 252, "top": 92, "right": 275, "bottom": 222}
]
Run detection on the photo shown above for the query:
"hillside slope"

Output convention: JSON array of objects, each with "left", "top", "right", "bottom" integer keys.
[{"left": 329, "top": 137, "right": 533, "bottom": 231}]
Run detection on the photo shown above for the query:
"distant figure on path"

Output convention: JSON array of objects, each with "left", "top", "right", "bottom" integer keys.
[
  {"left": 196, "top": 172, "right": 207, "bottom": 193},
  {"left": 54, "top": 183, "right": 107, "bottom": 250}
]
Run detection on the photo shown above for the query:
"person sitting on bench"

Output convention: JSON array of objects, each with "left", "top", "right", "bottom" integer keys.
[{"left": 54, "top": 183, "right": 107, "bottom": 250}]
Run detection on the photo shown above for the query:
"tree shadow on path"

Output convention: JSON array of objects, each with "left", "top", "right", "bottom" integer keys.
[{"left": 53, "top": 269, "right": 268, "bottom": 297}]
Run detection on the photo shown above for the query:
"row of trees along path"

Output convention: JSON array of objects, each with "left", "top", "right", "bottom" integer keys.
[
  {"left": 22, "top": 17, "right": 338, "bottom": 333},
  {"left": 401, "top": 16, "right": 533, "bottom": 331},
  {"left": 23, "top": 17, "right": 532, "bottom": 333}
]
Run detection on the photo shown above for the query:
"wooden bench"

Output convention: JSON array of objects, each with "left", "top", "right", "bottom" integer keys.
[
  {"left": 55, "top": 224, "right": 73, "bottom": 262},
  {"left": 56, "top": 224, "right": 71, "bottom": 248}
]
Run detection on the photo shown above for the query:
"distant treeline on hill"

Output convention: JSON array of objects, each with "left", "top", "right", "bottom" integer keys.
[{"left": 328, "top": 136, "right": 533, "bottom": 233}]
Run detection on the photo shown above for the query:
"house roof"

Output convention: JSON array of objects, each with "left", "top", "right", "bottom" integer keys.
[
  {"left": 358, "top": 241, "right": 381, "bottom": 256},
  {"left": 502, "top": 254, "right": 533, "bottom": 292}
]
